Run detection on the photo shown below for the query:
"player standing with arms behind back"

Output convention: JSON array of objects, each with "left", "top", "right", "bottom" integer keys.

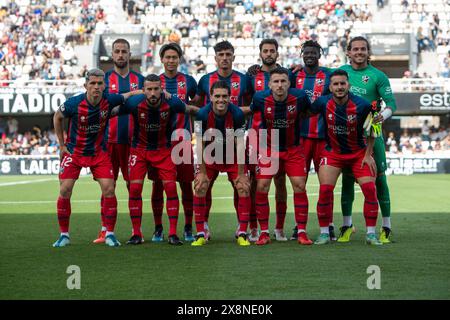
[
  {"left": 93, "top": 38, "right": 144, "bottom": 244},
  {"left": 338, "top": 37, "right": 397, "bottom": 244},
  {"left": 149, "top": 43, "right": 198, "bottom": 243}
]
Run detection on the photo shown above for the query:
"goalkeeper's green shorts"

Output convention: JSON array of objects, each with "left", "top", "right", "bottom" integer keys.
[{"left": 373, "top": 135, "right": 387, "bottom": 174}]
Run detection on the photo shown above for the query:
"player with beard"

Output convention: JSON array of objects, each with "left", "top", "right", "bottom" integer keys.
[
  {"left": 289, "top": 41, "right": 334, "bottom": 241},
  {"left": 92, "top": 38, "right": 144, "bottom": 244},
  {"left": 148, "top": 43, "right": 198, "bottom": 243},
  {"left": 245, "top": 39, "right": 289, "bottom": 242}
]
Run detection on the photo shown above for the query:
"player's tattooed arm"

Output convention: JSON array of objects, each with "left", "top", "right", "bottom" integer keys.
[{"left": 53, "top": 108, "right": 70, "bottom": 160}]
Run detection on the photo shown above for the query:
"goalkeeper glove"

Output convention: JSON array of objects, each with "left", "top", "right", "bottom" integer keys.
[{"left": 370, "top": 112, "right": 382, "bottom": 138}]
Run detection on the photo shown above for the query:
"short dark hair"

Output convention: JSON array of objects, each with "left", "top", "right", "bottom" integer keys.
[
  {"left": 330, "top": 69, "right": 349, "bottom": 80},
  {"left": 210, "top": 80, "right": 231, "bottom": 95},
  {"left": 214, "top": 40, "right": 234, "bottom": 54},
  {"left": 144, "top": 74, "right": 161, "bottom": 83},
  {"left": 301, "top": 40, "right": 323, "bottom": 54},
  {"left": 159, "top": 42, "right": 183, "bottom": 59},
  {"left": 270, "top": 66, "right": 289, "bottom": 78},
  {"left": 259, "top": 39, "right": 278, "bottom": 52},
  {"left": 112, "top": 38, "right": 130, "bottom": 50}
]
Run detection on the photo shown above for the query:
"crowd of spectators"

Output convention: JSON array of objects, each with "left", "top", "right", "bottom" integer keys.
[
  {"left": 0, "top": 0, "right": 107, "bottom": 82},
  {"left": 0, "top": 117, "right": 60, "bottom": 155},
  {"left": 386, "top": 125, "right": 450, "bottom": 155}
]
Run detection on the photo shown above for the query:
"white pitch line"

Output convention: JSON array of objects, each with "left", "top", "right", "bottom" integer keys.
[
  {"left": 0, "top": 191, "right": 361, "bottom": 205},
  {"left": 0, "top": 178, "right": 56, "bottom": 187}
]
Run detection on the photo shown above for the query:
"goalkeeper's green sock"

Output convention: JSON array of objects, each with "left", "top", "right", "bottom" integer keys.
[
  {"left": 341, "top": 173, "right": 355, "bottom": 225},
  {"left": 376, "top": 174, "right": 391, "bottom": 228}
]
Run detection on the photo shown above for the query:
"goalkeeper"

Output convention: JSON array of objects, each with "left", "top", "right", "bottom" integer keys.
[{"left": 337, "top": 37, "right": 397, "bottom": 244}]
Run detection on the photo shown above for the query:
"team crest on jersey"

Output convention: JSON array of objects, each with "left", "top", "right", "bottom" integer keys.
[
  {"left": 287, "top": 105, "right": 296, "bottom": 113},
  {"left": 178, "top": 81, "right": 186, "bottom": 88},
  {"left": 362, "top": 75, "right": 370, "bottom": 83},
  {"left": 297, "top": 78, "right": 303, "bottom": 85},
  {"left": 316, "top": 78, "right": 324, "bottom": 85},
  {"left": 231, "top": 82, "right": 239, "bottom": 89},
  {"left": 257, "top": 80, "right": 262, "bottom": 86},
  {"left": 347, "top": 114, "right": 356, "bottom": 123},
  {"left": 161, "top": 111, "right": 169, "bottom": 119},
  {"left": 111, "top": 84, "right": 117, "bottom": 90},
  {"left": 131, "top": 83, "right": 138, "bottom": 90},
  {"left": 80, "top": 116, "right": 86, "bottom": 122},
  {"left": 266, "top": 107, "right": 272, "bottom": 113},
  {"left": 100, "top": 110, "right": 108, "bottom": 118}
]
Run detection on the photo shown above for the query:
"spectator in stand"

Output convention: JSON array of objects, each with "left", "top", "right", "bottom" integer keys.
[
  {"left": 0, "top": 117, "right": 7, "bottom": 138},
  {"left": 7, "top": 117, "right": 18, "bottom": 137},
  {"left": 421, "top": 120, "right": 431, "bottom": 142}
]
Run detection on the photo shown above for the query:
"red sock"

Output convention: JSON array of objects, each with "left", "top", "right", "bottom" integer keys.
[
  {"left": 152, "top": 179, "right": 164, "bottom": 226},
  {"left": 103, "top": 196, "right": 118, "bottom": 232},
  {"left": 233, "top": 186, "right": 239, "bottom": 221},
  {"left": 255, "top": 191, "right": 270, "bottom": 231},
  {"left": 294, "top": 192, "right": 308, "bottom": 230},
  {"left": 275, "top": 201, "right": 287, "bottom": 230},
  {"left": 249, "top": 196, "right": 257, "bottom": 229},
  {"left": 100, "top": 195, "right": 106, "bottom": 228},
  {"left": 205, "top": 184, "right": 212, "bottom": 222},
  {"left": 164, "top": 181, "right": 179, "bottom": 236},
  {"left": 57, "top": 196, "right": 71, "bottom": 233},
  {"left": 361, "top": 182, "right": 379, "bottom": 228},
  {"left": 180, "top": 182, "right": 193, "bottom": 226},
  {"left": 194, "top": 195, "right": 207, "bottom": 234},
  {"left": 238, "top": 196, "right": 250, "bottom": 234},
  {"left": 317, "top": 185, "right": 334, "bottom": 228},
  {"left": 129, "top": 183, "right": 143, "bottom": 236}
]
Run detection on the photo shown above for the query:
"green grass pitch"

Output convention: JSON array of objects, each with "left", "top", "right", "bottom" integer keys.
[{"left": 0, "top": 174, "right": 449, "bottom": 299}]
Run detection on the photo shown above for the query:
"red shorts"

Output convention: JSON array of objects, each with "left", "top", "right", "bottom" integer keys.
[
  {"left": 129, "top": 148, "right": 176, "bottom": 181},
  {"left": 196, "top": 163, "right": 240, "bottom": 182},
  {"left": 256, "top": 145, "right": 307, "bottom": 179},
  {"left": 320, "top": 149, "right": 375, "bottom": 178},
  {"left": 59, "top": 151, "right": 114, "bottom": 180},
  {"left": 300, "top": 137, "right": 326, "bottom": 173},
  {"left": 107, "top": 143, "right": 130, "bottom": 181}
]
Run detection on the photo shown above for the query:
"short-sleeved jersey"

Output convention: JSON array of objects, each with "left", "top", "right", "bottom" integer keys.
[
  {"left": 195, "top": 103, "right": 246, "bottom": 163},
  {"left": 120, "top": 95, "right": 186, "bottom": 150},
  {"left": 339, "top": 64, "right": 397, "bottom": 112},
  {"left": 291, "top": 67, "right": 331, "bottom": 139},
  {"left": 310, "top": 93, "right": 372, "bottom": 154},
  {"left": 160, "top": 72, "right": 197, "bottom": 133},
  {"left": 104, "top": 70, "right": 145, "bottom": 144},
  {"left": 250, "top": 88, "right": 311, "bottom": 152},
  {"left": 61, "top": 93, "right": 125, "bottom": 156},
  {"left": 197, "top": 70, "right": 252, "bottom": 106}
]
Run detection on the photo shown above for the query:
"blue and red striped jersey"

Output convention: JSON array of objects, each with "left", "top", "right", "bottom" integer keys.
[
  {"left": 104, "top": 70, "right": 144, "bottom": 144},
  {"left": 250, "top": 88, "right": 311, "bottom": 152},
  {"left": 310, "top": 93, "right": 372, "bottom": 154},
  {"left": 197, "top": 70, "right": 252, "bottom": 106},
  {"left": 160, "top": 72, "right": 197, "bottom": 135},
  {"left": 120, "top": 94, "right": 186, "bottom": 150},
  {"left": 248, "top": 69, "right": 293, "bottom": 93},
  {"left": 195, "top": 103, "right": 246, "bottom": 164},
  {"left": 61, "top": 93, "right": 125, "bottom": 156},
  {"left": 291, "top": 67, "right": 331, "bottom": 139}
]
